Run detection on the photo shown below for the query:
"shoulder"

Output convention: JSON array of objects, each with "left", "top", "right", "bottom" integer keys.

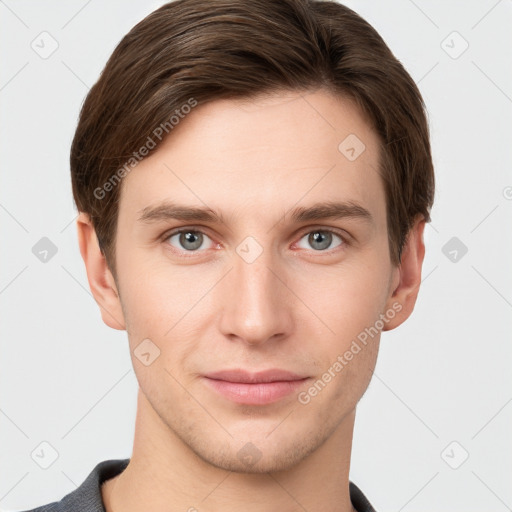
[
  {"left": 350, "top": 481, "right": 378, "bottom": 512},
  {"left": 15, "top": 459, "right": 130, "bottom": 512}
]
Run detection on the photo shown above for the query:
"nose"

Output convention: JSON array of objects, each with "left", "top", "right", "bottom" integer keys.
[{"left": 218, "top": 242, "right": 294, "bottom": 346}]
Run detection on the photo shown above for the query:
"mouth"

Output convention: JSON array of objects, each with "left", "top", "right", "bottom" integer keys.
[{"left": 202, "top": 369, "right": 311, "bottom": 405}]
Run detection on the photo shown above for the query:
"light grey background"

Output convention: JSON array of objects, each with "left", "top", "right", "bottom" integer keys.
[{"left": 1, "top": 1, "right": 511, "bottom": 511}]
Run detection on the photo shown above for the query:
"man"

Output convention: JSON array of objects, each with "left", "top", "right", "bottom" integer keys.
[{"left": 22, "top": 0, "right": 434, "bottom": 510}]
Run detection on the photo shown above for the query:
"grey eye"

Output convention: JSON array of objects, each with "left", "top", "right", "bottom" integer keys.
[
  {"left": 297, "top": 230, "right": 343, "bottom": 251},
  {"left": 168, "top": 230, "right": 213, "bottom": 251}
]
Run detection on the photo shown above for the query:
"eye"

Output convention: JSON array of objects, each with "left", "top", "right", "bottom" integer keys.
[
  {"left": 165, "top": 229, "right": 215, "bottom": 252},
  {"left": 162, "top": 227, "right": 348, "bottom": 256},
  {"left": 296, "top": 229, "right": 345, "bottom": 252}
]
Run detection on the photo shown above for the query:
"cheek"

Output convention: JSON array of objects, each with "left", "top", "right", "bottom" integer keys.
[
  {"left": 298, "top": 258, "right": 389, "bottom": 340},
  {"left": 116, "top": 266, "right": 169, "bottom": 352},
  {"left": 116, "top": 254, "right": 212, "bottom": 367},
  {"left": 117, "top": 250, "right": 188, "bottom": 325},
  {"left": 296, "top": 265, "right": 385, "bottom": 411}
]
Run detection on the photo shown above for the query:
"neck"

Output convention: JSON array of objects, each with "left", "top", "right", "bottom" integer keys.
[{"left": 103, "top": 389, "right": 358, "bottom": 512}]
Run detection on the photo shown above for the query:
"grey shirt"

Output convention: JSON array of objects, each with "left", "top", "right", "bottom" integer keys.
[{"left": 19, "top": 458, "right": 377, "bottom": 512}]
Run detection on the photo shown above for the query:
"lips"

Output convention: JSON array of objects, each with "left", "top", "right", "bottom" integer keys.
[
  {"left": 203, "top": 368, "right": 310, "bottom": 405},
  {"left": 205, "top": 368, "right": 308, "bottom": 383}
]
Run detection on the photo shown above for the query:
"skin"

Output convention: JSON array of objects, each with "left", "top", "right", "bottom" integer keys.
[{"left": 77, "top": 87, "right": 426, "bottom": 512}]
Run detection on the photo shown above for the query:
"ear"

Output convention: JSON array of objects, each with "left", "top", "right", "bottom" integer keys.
[
  {"left": 76, "top": 212, "right": 126, "bottom": 330},
  {"left": 382, "top": 215, "right": 426, "bottom": 331}
]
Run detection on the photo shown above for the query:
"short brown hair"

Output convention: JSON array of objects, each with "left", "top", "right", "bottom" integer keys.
[{"left": 70, "top": 0, "right": 435, "bottom": 280}]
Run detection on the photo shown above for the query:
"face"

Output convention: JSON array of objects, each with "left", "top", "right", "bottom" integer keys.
[{"left": 107, "top": 88, "right": 403, "bottom": 473}]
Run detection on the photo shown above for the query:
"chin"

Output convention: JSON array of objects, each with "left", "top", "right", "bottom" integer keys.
[{"left": 184, "top": 425, "right": 328, "bottom": 475}]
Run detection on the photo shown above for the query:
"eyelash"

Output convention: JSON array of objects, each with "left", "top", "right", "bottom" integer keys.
[{"left": 160, "top": 226, "right": 350, "bottom": 257}]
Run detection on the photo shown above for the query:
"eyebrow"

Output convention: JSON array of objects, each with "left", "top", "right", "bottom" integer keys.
[{"left": 137, "top": 200, "right": 373, "bottom": 226}]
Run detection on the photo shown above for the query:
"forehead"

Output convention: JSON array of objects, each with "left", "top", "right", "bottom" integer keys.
[{"left": 118, "top": 88, "right": 385, "bottom": 229}]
